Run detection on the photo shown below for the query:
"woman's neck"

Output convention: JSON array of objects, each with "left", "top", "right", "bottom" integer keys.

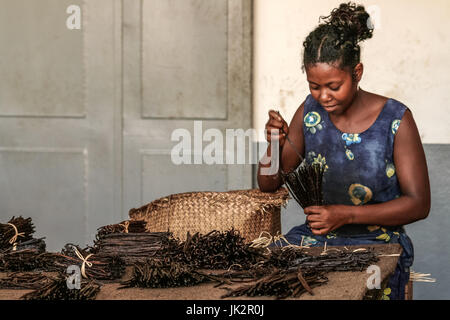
[{"left": 327, "top": 88, "right": 375, "bottom": 133}]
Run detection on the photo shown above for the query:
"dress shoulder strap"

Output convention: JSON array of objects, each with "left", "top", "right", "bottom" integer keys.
[
  {"left": 303, "top": 94, "right": 319, "bottom": 114},
  {"left": 375, "top": 98, "right": 409, "bottom": 137}
]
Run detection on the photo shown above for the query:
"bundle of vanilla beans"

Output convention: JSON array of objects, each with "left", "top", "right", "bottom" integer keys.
[
  {"left": 0, "top": 238, "right": 52, "bottom": 272},
  {"left": 95, "top": 220, "right": 147, "bottom": 238},
  {"left": 157, "top": 229, "right": 265, "bottom": 270},
  {"left": 0, "top": 272, "right": 52, "bottom": 290},
  {"left": 0, "top": 246, "right": 114, "bottom": 300},
  {"left": 4, "top": 237, "right": 47, "bottom": 253},
  {"left": 0, "top": 244, "right": 121, "bottom": 300},
  {"left": 221, "top": 268, "right": 328, "bottom": 299},
  {"left": 93, "top": 220, "right": 174, "bottom": 264},
  {"left": 0, "top": 216, "right": 39, "bottom": 249},
  {"left": 120, "top": 258, "right": 208, "bottom": 289},
  {"left": 0, "top": 248, "right": 48, "bottom": 272},
  {"left": 21, "top": 273, "right": 102, "bottom": 301},
  {"left": 0, "top": 243, "right": 126, "bottom": 281},
  {"left": 44, "top": 244, "right": 126, "bottom": 280},
  {"left": 216, "top": 247, "right": 379, "bottom": 299},
  {"left": 281, "top": 161, "right": 325, "bottom": 208}
]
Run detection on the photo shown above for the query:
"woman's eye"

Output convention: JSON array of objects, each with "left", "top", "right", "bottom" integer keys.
[
  {"left": 330, "top": 86, "right": 340, "bottom": 91},
  {"left": 310, "top": 86, "right": 319, "bottom": 90}
]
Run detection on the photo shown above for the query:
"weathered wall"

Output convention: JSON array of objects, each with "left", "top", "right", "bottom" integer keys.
[{"left": 253, "top": 0, "right": 450, "bottom": 143}]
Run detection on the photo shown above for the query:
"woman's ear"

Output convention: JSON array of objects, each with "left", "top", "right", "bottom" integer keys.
[{"left": 353, "top": 63, "right": 364, "bottom": 82}]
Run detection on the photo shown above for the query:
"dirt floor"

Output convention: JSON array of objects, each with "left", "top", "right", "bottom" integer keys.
[{"left": 0, "top": 244, "right": 401, "bottom": 300}]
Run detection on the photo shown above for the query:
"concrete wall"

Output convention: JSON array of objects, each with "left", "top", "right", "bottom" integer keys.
[
  {"left": 253, "top": 0, "right": 450, "bottom": 143},
  {"left": 253, "top": 0, "right": 450, "bottom": 299}
]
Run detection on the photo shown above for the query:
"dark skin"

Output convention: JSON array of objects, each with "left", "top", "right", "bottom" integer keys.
[{"left": 257, "top": 62, "right": 431, "bottom": 236}]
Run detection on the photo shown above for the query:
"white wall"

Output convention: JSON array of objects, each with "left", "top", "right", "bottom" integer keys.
[{"left": 253, "top": 0, "right": 450, "bottom": 144}]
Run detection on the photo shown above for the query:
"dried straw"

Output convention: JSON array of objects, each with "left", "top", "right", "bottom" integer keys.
[{"left": 410, "top": 271, "right": 436, "bottom": 283}]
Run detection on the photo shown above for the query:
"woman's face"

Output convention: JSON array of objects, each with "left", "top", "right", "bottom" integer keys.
[{"left": 305, "top": 63, "right": 360, "bottom": 115}]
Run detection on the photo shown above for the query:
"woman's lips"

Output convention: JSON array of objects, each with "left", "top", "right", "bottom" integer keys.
[{"left": 323, "top": 105, "right": 337, "bottom": 111}]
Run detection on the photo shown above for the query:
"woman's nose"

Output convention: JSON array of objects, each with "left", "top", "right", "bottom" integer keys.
[{"left": 320, "top": 90, "right": 331, "bottom": 103}]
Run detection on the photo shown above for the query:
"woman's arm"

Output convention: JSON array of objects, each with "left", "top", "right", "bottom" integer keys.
[
  {"left": 305, "top": 109, "right": 431, "bottom": 235},
  {"left": 257, "top": 102, "right": 306, "bottom": 192}
]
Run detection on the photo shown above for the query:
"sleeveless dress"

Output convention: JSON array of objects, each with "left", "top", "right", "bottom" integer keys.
[{"left": 282, "top": 94, "right": 414, "bottom": 300}]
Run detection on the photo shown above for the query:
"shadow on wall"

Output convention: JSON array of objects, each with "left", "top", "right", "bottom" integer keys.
[{"left": 406, "top": 144, "right": 450, "bottom": 300}]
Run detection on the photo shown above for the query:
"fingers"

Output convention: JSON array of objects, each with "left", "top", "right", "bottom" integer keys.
[
  {"left": 306, "top": 214, "right": 326, "bottom": 231},
  {"left": 265, "top": 127, "right": 285, "bottom": 136},
  {"left": 306, "top": 214, "right": 321, "bottom": 223},
  {"left": 311, "top": 228, "right": 329, "bottom": 236},
  {"left": 268, "top": 109, "right": 283, "bottom": 122},
  {"left": 282, "top": 122, "right": 289, "bottom": 136},
  {"left": 266, "top": 118, "right": 284, "bottom": 129},
  {"left": 304, "top": 206, "right": 322, "bottom": 215},
  {"left": 309, "top": 221, "right": 325, "bottom": 229},
  {"left": 265, "top": 121, "right": 287, "bottom": 139},
  {"left": 265, "top": 128, "right": 286, "bottom": 145},
  {"left": 266, "top": 110, "right": 288, "bottom": 132},
  {"left": 265, "top": 110, "right": 289, "bottom": 146},
  {"left": 265, "top": 130, "right": 285, "bottom": 144}
]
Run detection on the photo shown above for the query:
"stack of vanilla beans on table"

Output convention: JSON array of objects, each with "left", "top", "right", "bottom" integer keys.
[
  {"left": 0, "top": 216, "right": 47, "bottom": 271},
  {"left": 0, "top": 216, "right": 134, "bottom": 299},
  {"left": 1, "top": 216, "right": 380, "bottom": 300},
  {"left": 0, "top": 216, "right": 190, "bottom": 300},
  {"left": 118, "top": 228, "right": 380, "bottom": 299},
  {"left": 92, "top": 220, "right": 175, "bottom": 264}
]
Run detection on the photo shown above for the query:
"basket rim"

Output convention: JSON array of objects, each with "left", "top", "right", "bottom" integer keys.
[{"left": 129, "top": 187, "right": 289, "bottom": 215}]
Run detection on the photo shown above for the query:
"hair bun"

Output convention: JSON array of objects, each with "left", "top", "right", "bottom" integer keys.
[{"left": 320, "top": 2, "right": 373, "bottom": 45}]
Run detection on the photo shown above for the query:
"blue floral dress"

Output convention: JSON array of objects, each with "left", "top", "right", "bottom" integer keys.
[{"left": 282, "top": 94, "right": 414, "bottom": 300}]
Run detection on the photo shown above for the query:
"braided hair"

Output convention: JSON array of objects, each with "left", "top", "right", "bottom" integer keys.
[{"left": 303, "top": 2, "right": 374, "bottom": 75}]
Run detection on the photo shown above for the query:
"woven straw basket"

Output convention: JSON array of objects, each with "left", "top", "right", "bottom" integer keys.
[{"left": 128, "top": 188, "right": 289, "bottom": 243}]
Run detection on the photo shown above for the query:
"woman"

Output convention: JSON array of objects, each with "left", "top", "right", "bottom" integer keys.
[{"left": 257, "top": 2, "right": 430, "bottom": 300}]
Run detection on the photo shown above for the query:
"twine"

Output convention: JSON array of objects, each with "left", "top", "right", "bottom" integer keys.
[
  {"left": 275, "top": 233, "right": 295, "bottom": 249},
  {"left": 410, "top": 271, "right": 436, "bottom": 283},
  {"left": 119, "top": 221, "right": 130, "bottom": 233},
  {"left": 7, "top": 223, "right": 25, "bottom": 244},
  {"left": 250, "top": 231, "right": 310, "bottom": 251},
  {"left": 250, "top": 231, "right": 274, "bottom": 248},
  {"left": 321, "top": 244, "right": 369, "bottom": 256},
  {"left": 73, "top": 247, "right": 93, "bottom": 279},
  {"left": 320, "top": 242, "right": 328, "bottom": 255}
]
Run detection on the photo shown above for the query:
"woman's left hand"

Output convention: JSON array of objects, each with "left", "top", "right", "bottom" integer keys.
[{"left": 304, "top": 205, "right": 353, "bottom": 236}]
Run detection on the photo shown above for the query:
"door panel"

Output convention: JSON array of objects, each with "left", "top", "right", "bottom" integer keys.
[
  {"left": 0, "top": 0, "right": 84, "bottom": 117},
  {"left": 123, "top": 0, "right": 253, "bottom": 212},
  {"left": 0, "top": 0, "right": 122, "bottom": 251},
  {"left": 142, "top": 0, "right": 229, "bottom": 119}
]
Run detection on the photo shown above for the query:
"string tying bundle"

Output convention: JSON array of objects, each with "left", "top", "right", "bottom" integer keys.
[
  {"left": 73, "top": 247, "right": 93, "bottom": 279},
  {"left": 7, "top": 223, "right": 25, "bottom": 245}
]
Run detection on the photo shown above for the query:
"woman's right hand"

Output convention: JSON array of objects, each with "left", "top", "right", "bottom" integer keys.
[{"left": 265, "top": 110, "right": 289, "bottom": 147}]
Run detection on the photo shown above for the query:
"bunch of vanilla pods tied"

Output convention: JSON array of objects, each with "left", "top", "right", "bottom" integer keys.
[{"left": 0, "top": 216, "right": 128, "bottom": 299}]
